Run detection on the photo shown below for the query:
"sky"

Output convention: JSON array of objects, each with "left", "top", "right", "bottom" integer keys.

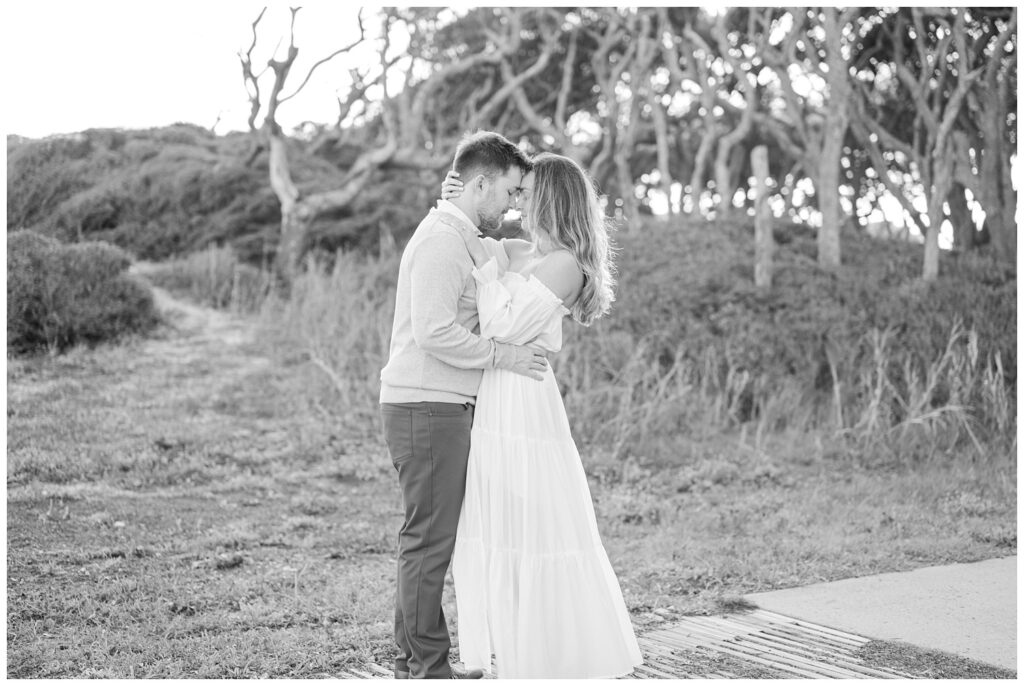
[
  {"left": 3, "top": 1, "right": 373, "bottom": 138},
  {"left": 0, "top": 2, "right": 1000, "bottom": 244}
]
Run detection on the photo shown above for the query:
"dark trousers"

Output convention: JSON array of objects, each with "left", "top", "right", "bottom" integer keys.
[{"left": 380, "top": 401, "right": 474, "bottom": 679}]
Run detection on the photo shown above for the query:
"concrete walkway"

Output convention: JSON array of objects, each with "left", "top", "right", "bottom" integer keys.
[{"left": 744, "top": 556, "right": 1016, "bottom": 671}]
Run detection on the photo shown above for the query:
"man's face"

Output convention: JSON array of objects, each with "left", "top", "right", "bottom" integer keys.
[{"left": 476, "top": 167, "right": 524, "bottom": 232}]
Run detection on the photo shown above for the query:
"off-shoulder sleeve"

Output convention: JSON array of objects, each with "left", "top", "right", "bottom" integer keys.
[
  {"left": 471, "top": 257, "right": 568, "bottom": 345},
  {"left": 480, "top": 236, "right": 510, "bottom": 268}
]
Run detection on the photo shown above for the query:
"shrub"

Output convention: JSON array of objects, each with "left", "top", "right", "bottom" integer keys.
[
  {"left": 7, "top": 231, "right": 159, "bottom": 354},
  {"left": 7, "top": 231, "right": 60, "bottom": 350},
  {"left": 8, "top": 124, "right": 442, "bottom": 265},
  {"left": 8, "top": 127, "right": 278, "bottom": 262}
]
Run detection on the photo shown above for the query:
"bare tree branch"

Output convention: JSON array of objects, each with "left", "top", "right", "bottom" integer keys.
[
  {"left": 239, "top": 6, "right": 269, "bottom": 132},
  {"left": 280, "top": 10, "right": 367, "bottom": 105},
  {"left": 554, "top": 26, "right": 578, "bottom": 131},
  {"left": 477, "top": 28, "right": 559, "bottom": 126}
]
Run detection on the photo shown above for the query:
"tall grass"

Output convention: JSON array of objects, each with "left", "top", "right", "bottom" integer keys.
[
  {"left": 556, "top": 317, "right": 1015, "bottom": 466},
  {"left": 155, "top": 220, "right": 1014, "bottom": 469},
  {"left": 256, "top": 257, "right": 1013, "bottom": 468},
  {"left": 841, "top": 320, "right": 1016, "bottom": 463},
  {"left": 256, "top": 251, "right": 400, "bottom": 433},
  {"left": 143, "top": 245, "right": 274, "bottom": 314}
]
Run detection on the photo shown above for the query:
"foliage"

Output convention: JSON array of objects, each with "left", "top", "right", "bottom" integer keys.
[
  {"left": 251, "top": 213, "right": 1014, "bottom": 467},
  {"left": 554, "top": 217, "right": 1015, "bottom": 463},
  {"left": 7, "top": 231, "right": 159, "bottom": 354},
  {"left": 7, "top": 126, "right": 447, "bottom": 264},
  {"left": 7, "top": 126, "right": 280, "bottom": 262}
]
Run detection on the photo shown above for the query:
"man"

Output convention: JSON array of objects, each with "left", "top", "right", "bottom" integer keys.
[{"left": 379, "top": 131, "right": 546, "bottom": 679}]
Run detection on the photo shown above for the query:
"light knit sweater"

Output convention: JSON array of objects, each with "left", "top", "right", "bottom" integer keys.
[{"left": 379, "top": 201, "right": 516, "bottom": 405}]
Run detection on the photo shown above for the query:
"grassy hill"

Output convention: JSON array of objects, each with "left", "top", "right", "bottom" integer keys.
[
  {"left": 7, "top": 124, "right": 1017, "bottom": 460},
  {"left": 6, "top": 124, "right": 434, "bottom": 263}
]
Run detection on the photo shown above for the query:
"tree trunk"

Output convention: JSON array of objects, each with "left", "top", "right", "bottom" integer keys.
[
  {"left": 977, "top": 96, "right": 1016, "bottom": 260},
  {"left": 816, "top": 144, "right": 843, "bottom": 269},
  {"left": 713, "top": 139, "right": 739, "bottom": 215},
  {"left": 712, "top": 89, "right": 754, "bottom": 217},
  {"left": 688, "top": 119, "right": 716, "bottom": 214},
  {"left": 647, "top": 89, "right": 674, "bottom": 217},
  {"left": 277, "top": 206, "right": 309, "bottom": 280},
  {"left": 267, "top": 131, "right": 304, "bottom": 281},
  {"left": 921, "top": 202, "right": 942, "bottom": 282},
  {"left": 752, "top": 145, "right": 773, "bottom": 289},
  {"left": 923, "top": 155, "right": 955, "bottom": 281},
  {"left": 947, "top": 183, "right": 976, "bottom": 252},
  {"left": 816, "top": 8, "right": 849, "bottom": 269},
  {"left": 682, "top": 26, "right": 717, "bottom": 214},
  {"left": 613, "top": 88, "right": 643, "bottom": 227},
  {"left": 614, "top": 145, "right": 639, "bottom": 228}
]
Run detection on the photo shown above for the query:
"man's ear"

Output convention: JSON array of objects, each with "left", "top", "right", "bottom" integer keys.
[{"left": 468, "top": 174, "right": 488, "bottom": 192}]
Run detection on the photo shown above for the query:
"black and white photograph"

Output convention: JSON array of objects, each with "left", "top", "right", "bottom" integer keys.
[{"left": 5, "top": 3, "right": 1017, "bottom": 679}]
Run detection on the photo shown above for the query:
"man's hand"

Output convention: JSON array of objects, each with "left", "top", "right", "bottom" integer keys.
[{"left": 508, "top": 345, "right": 549, "bottom": 381}]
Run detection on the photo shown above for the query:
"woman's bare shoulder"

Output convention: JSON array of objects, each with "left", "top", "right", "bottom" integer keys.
[{"left": 532, "top": 249, "right": 583, "bottom": 303}]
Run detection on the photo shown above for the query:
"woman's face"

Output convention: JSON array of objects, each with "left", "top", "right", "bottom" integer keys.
[{"left": 515, "top": 171, "right": 536, "bottom": 225}]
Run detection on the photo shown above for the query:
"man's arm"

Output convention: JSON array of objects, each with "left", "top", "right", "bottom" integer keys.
[{"left": 409, "top": 232, "right": 547, "bottom": 379}]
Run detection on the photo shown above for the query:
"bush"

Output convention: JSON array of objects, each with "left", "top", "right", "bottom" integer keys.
[
  {"left": 7, "top": 231, "right": 159, "bottom": 354},
  {"left": 7, "top": 231, "right": 60, "bottom": 350},
  {"left": 8, "top": 127, "right": 278, "bottom": 262},
  {"left": 7, "top": 124, "right": 444, "bottom": 265}
]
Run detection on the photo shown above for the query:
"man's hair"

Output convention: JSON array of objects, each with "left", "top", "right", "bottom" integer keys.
[{"left": 452, "top": 131, "right": 533, "bottom": 180}]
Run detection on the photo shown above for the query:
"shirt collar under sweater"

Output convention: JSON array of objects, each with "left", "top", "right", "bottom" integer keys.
[{"left": 435, "top": 199, "right": 481, "bottom": 236}]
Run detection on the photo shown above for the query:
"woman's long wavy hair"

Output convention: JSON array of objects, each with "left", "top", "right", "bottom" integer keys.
[{"left": 524, "top": 153, "right": 615, "bottom": 326}]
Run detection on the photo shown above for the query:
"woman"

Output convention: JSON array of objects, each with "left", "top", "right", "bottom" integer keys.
[{"left": 442, "top": 153, "right": 643, "bottom": 679}]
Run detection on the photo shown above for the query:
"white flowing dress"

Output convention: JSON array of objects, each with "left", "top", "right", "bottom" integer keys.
[{"left": 452, "top": 240, "right": 643, "bottom": 679}]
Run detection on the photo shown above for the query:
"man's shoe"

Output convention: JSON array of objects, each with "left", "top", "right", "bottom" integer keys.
[{"left": 448, "top": 665, "right": 484, "bottom": 679}]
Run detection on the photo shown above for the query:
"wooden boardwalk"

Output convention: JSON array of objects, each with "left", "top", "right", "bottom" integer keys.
[
  {"left": 338, "top": 609, "right": 913, "bottom": 679},
  {"left": 628, "top": 609, "right": 912, "bottom": 679}
]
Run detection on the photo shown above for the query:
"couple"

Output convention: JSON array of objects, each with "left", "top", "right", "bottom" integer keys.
[{"left": 379, "top": 131, "right": 642, "bottom": 679}]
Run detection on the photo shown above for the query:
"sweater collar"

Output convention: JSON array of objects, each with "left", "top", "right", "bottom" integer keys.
[{"left": 435, "top": 199, "right": 481, "bottom": 236}]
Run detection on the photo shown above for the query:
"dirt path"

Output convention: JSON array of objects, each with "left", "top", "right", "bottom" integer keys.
[
  {"left": 7, "top": 280, "right": 402, "bottom": 678},
  {"left": 139, "top": 284, "right": 272, "bottom": 385},
  {"left": 130, "top": 261, "right": 265, "bottom": 358},
  {"left": 150, "top": 285, "right": 254, "bottom": 347}
]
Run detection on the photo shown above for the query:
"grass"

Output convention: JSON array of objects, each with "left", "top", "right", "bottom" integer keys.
[
  {"left": 856, "top": 641, "right": 1016, "bottom": 679},
  {"left": 6, "top": 284, "right": 1016, "bottom": 678}
]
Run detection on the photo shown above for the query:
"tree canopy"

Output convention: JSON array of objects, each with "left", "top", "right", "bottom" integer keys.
[{"left": 233, "top": 6, "right": 1013, "bottom": 281}]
